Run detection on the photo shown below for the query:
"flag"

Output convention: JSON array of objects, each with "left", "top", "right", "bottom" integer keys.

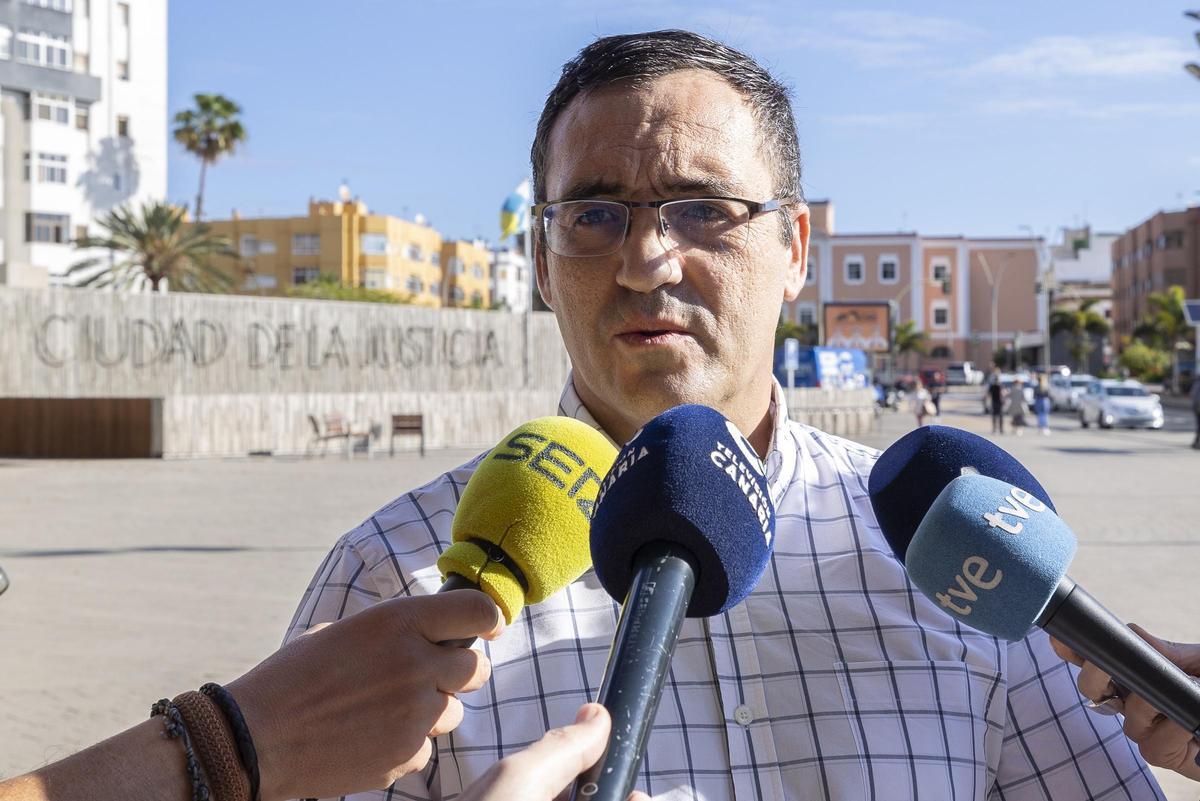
[{"left": 500, "top": 179, "right": 532, "bottom": 240}]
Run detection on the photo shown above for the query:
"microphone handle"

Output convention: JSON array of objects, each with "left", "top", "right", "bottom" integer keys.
[
  {"left": 1038, "top": 577, "right": 1200, "bottom": 737},
  {"left": 572, "top": 543, "right": 697, "bottom": 801},
  {"left": 437, "top": 572, "right": 486, "bottom": 648}
]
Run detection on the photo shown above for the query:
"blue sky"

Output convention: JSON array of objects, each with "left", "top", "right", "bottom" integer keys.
[{"left": 167, "top": 1, "right": 1200, "bottom": 243}]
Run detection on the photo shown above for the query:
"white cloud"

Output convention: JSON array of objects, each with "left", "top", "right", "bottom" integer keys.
[
  {"left": 970, "top": 35, "right": 1195, "bottom": 79},
  {"left": 976, "top": 97, "right": 1200, "bottom": 120}
]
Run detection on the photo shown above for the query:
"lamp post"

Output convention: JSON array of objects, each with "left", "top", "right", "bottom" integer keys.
[
  {"left": 977, "top": 252, "right": 1008, "bottom": 367},
  {"left": 1020, "top": 224, "right": 1053, "bottom": 375}
]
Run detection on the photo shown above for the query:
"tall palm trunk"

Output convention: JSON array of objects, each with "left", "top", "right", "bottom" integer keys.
[{"left": 195, "top": 159, "right": 209, "bottom": 222}]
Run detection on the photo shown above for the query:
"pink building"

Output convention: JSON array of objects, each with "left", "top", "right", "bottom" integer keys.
[{"left": 783, "top": 201, "right": 1044, "bottom": 370}]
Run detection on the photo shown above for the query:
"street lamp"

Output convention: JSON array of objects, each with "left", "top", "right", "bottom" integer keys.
[{"left": 977, "top": 252, "right": 1009, "bottom": 367}]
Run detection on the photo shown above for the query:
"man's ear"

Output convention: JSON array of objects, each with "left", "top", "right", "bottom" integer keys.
[
  {"left": 783, "top": 203, "right": 810, "bottom": 303},
  {"left": 534, "top": 234, "right": 554, "bottom": 311}
]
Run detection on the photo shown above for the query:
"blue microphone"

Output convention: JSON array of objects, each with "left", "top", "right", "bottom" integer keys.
[
  {"left": 573, "top": 404, "right": 776, "bottom": 801},
  {"left": 906, "top": 473, "right": 1200, "bottom": 739},
  {"left": 868, "top": 425, "right": 1055, "bottom": 563}
]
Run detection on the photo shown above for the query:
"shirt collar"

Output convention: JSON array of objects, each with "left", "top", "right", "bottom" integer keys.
[{"left": 556, "top": 372, "right": 797, "bottom": 503}]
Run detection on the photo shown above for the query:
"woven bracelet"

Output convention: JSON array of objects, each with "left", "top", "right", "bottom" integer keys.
[
  {"left": 200, "top": 683, "right": 262, "bottom": 801},
  {"left": 151, "top": 699, "right": 211, "bottom": 801}
]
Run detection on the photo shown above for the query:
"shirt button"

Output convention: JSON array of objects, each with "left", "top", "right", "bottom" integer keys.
[{"left": 733, "top": 705, "right": 754, "bottom": 726}]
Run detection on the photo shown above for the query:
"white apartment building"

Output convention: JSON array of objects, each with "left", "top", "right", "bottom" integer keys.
[
  {"left": 489, "top": 241, "right": 530, "bottom": 313},
  {"left": 0, "top": 0, "right": 166, "bottom": 287}
]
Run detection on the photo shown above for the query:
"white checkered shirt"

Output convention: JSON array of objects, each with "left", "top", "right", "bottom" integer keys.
[{"left": 284, "top": 377, "right": 1163, "bottom": 801}]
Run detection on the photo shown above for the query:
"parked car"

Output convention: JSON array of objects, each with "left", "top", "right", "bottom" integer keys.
[
  {"left": 1049, "top": 373, "right": 1094, "bottom": 411},
  {"left": 981, "top": 373, "right": 1036, "bottom": 413},
  {"left": 946, "top": 361, "right": 984, "bottom": 385},
  {"left": 1078, "top": 380, "right": 1164, "bottom": 429}
]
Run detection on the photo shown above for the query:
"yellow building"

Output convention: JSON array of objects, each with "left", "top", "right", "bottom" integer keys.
[
  {"left": 201, "top": 198, "right": 483, "bottom": 308},
  {"left": 440, "top": 239, "right": 492, "bottom": 308}
]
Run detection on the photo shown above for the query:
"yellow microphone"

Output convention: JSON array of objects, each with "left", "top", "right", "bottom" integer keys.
[{"left": 436, "top": 417, "right": 617, "bottom": 641}]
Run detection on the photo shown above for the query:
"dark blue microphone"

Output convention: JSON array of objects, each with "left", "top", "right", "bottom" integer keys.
[
  {"left": 905, "top": 473, "right": 1200, "bottom": 738},
  {"left": 573, "top": 404, "right": 776, "bottom": 801},
  {"left": 868, "top": 424, "right": 1055, "bottom": 563}
]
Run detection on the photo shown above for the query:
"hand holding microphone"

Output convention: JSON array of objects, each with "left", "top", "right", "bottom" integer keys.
[{"left": 1052, "top": 629, "right": 1200, "bottom": 781}]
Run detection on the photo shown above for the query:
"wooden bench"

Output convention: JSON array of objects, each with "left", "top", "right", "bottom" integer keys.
[{"left": 390, "top": 414, "right": 426, "bottom": 457}]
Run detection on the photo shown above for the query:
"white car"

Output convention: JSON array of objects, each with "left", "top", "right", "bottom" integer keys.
[
  {"left": 1078, "top": 380, "right": 1164, "bottom": 429},
  {"left": 1049, "top": 373, "right": 1095, "bottom": 411},
  {"left": 946, "top": 361, "right": 984, "bottom": 385}
]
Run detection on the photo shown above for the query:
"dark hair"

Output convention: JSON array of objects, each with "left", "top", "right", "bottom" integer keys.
[{"left": 532, "top": 30, "right": 803, "bottom": 217}]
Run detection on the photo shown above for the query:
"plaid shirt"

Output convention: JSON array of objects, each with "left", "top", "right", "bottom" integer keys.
[{"left": 284, "top": 378, "right": 1163, "bottom": 801}]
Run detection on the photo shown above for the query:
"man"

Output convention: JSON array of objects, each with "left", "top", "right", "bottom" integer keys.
[
  {"left": 1191, "top": 375, "right": 1200, "bottom": 449},
  {"left": 286, "top": 31, "right": 1162, "bottom": 799}
]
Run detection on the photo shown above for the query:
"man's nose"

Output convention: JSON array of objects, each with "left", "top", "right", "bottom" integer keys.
[{"left": 615, "top": 208, "right": 682, "bottom": 293}]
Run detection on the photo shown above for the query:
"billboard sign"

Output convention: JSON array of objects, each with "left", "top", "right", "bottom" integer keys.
[{"left": 822, "top": 302, "right": 891, "bottom": 353}]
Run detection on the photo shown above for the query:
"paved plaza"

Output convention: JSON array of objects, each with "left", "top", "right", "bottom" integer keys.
[{"left": 1, "top": 390, "right": 1197, "bottom": 798}]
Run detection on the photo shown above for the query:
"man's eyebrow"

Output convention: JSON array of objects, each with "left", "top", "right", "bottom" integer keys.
[{"left": 554, "top": 176, "right": 743, "bottom": 202}]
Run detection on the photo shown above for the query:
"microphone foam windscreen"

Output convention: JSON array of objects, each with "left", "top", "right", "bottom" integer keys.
[
  {"left": 868, "top": 425, "right": 1055, "bottom": 563},
  {"left": 590, "top": 404, "right": 776, "bottom": 618},
  {"left": 906, "top": 474, "right": 1077, "bottom": 641},
  {"left": 437, "top": 416, "right": 618, "bottom": 624}
]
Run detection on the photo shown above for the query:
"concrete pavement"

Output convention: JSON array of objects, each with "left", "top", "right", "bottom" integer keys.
[{"left": 1, "top": 393, "right": 1197, "bottom": 797}]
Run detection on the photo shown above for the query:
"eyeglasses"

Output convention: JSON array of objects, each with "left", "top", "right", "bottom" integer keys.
[{"left": 531, "top": 196, "right": 791, "bottom": 258}]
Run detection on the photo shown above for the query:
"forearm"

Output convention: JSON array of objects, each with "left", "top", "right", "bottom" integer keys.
[{"left": 0, "top": 719, "right": 190, "bottom": 801}]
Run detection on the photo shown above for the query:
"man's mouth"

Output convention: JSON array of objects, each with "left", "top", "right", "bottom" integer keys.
[{"left": 616, "top": 328, "right": 692, "bottom": 347}]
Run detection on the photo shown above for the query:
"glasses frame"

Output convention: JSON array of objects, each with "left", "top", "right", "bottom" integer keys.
[{"left": 531, "top": 196, "right": 793, "bottom": 257}]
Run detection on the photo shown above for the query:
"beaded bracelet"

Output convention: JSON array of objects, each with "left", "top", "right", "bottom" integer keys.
[{"left": 151, "top": 698, "right": 211, "bottom": 801}]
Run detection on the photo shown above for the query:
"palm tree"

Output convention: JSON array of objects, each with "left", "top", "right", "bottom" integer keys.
[
  {"left": 173, "top": 94, "right": 247, "bottom": 221},
  {"left": 893, "top": 319, "right": 928, "bottom": 371},
  {"left": 66, "top": 201, "right": 237, "bottom": 292},
  {"left": 1050, "top": 298, "right": 1111, "bottom": 373},
  {"left": 1133, "top": 286, "right": 1192, "bottom": 392}
]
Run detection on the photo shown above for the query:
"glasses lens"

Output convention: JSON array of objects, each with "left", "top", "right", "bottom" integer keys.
[
  {"left": 543, "top": 200, "right": 627, "bottom": 256},
  {"left": 662, "top": 199, "right": 751, "bottom": 253}
]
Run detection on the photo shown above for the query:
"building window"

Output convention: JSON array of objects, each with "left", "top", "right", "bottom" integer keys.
[
  {"left": 498, "top": 269, "right": 507, "bottom": 280},
  {"left": 240, "top": 235, "right": 275, "bottom": 256},
  {"left": 878, "top": 254, "right": 898, "bottom": 284},
  {"left": 74, "top": 224, "right": 87, "bottom": 242},
  {"left": 405, "top": 275, "right": 423, "bottom": 294},
  {"left": 451, "top": 286, "right": 465, "bottom": 303},
  {"left": 25, "top": 212, "right": 69, "bottom": 243},
  {"left": 292, "top": 266, "right": 320, "bottom": 285},
  {"left": 33, "top": 93, "right": 71, "bottom": 125},
  {"left": 26, "top": 152, "right": 67, "bottom": 183},
  {"left": 430, "top": 281, "right": 441, "bottom": 297},
  {"left": 429, "top": 252, "right": 440, "bottom": 267},
  {"left": 932, "top": 302, "right": 950, "bottom": 329},
  {"left": 0, "top": 25, "right": 12, "bottom": 60},
  {"left": 844, "top": 256, "right": 864, "bottom": 285},
  {"left": 17, "top": 31, "right": 71, "bottom": 70},
  {"left": 116, "top": 115, "right": 130, "bottom": 138},
  {"left": 448, "top": 257, "right": 464, "bottom": 275},
  {"left": 74, "top": 102, "right": 89, "bottom": 131},
  {"left": 116, "top": 60, "right": 129, "bottom": 80},
  {"left": 1162, "top": 230, "right": 1184, "bottom": 250},
  {"left": 931, "top": 258, "right": 950, "bottom": 283},
  {"left": 931, "top": 345, "right": 951, "bottom": 358},
  {"left": 405, "top": 244, "right": 423, "bottom": 261},
  {"left": 797, "top": 303, "right": 817, "bottom": 326},
  {"left": 74, "top": 52, "right": 89, "bottom": 72},
  {"left": 806, "top": 254, "right": 816, "bottom": 284},
  {"left": 292, "top": 234, "right": 320, "bottom": 256},
  {"left": 472, "top": 264, "right": 485, "bottom": 279},
  {"left": 22, "top": 0, "right": 73, "bottom": 11},
  {"left": 360, "top": 233, "right": 388, "bottom": 255},
  {"left": 364, "top": 270, "right": 388, "bottom": 289}
]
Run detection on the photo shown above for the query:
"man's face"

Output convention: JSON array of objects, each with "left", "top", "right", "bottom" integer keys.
[{"left": 537, "top": 69, "right": 808, "bottom": 443}]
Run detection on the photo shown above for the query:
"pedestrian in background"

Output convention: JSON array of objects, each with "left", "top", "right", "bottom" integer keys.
[
  {"left": 931, "top": 370, "right": 945, "bottom": 419},
  {"left": 910, "top": 378, "right": 934, "bottom": 428},
  {"left": 1191, "top": 374, "right": 1200, "bottom": 449},
  {"left": 1034, "top": 374, "right": 1052, "bottom": 436},
  {"left": 1011, "top": 378, "right": 1030, "bottom": 436},
  {"left": 987, "top": 368, "right": 1006, "bottom": 434}
]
